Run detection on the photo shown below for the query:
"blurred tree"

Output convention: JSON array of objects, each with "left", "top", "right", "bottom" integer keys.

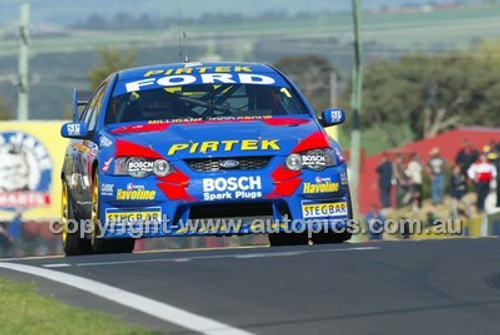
[
  {"left": 274, "top": 55, "right": 339, "bottom": 115},
  {"left": 0, "top": 95, "right": 13, "bottom": 120},
  {"left": 475, "top": 39, "right": 500, "bottom": 65},
  {"left": 88, "top": 47, "right": 136, "bottom": 89},
  {"left": 85, "top": 14, "right": 108, "bottom": 30},
  {"left": 341, "top": 52, "right": 500, "bottom": 145}
]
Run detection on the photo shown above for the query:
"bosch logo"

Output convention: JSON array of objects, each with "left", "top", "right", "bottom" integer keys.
[{"left": 203, "top": 176, "right": 261, "bottom": 192}]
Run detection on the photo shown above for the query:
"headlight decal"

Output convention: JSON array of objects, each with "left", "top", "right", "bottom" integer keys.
[
  {"left": 115, "top": 139, "right": 162, "bottom": 159},
  {"left": 282, "top": 130, "right": 336, "bottom": 172},
  {"left": 292, "top": 131, "right": 330, "bottom": 154}
]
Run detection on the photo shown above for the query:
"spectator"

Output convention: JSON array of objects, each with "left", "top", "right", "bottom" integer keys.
[
  {"left": 450, "top": 165, "right": 473, "bottom": 220},
  {"left": 485, "top": 141, "right": 500, "bottom": 208},
  {"left": 376, "top": 155, "right": 393, "bottom": 209},
  {"left": 8, "top": 213, "right": 22, "bottom": 257},
  {"left": 405, "top": 153, "right": 423, "bottom": 212},
  {"left": 467, "top": 153, "right": 497, "bottom": 213},
  {"left": 427, "top": 147, "right": 447, "bottom": 205},
  {"left": 401, "top": 218, "right": 411, "bottom": 239},
  {"left": 425, "top": 210, "right": 439, "bottom": 227},
  {"left": 0, "top": 221, "right": 11, "bottom": 258},
  {"left": 393, "top": 154, "right": 410, "bottom": 208},
  {"left": 456, "top": 140, "right": 479, "bottom": 175},
  {"left": 494, "top": 141, "right": 500, "bottom": 207},
  {"left": 364, "top": 204, "right": 386, "bottom": 241}
]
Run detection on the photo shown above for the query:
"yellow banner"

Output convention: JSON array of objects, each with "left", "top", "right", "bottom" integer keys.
[{"left": 0, "top": 120, "right": 68, "bottom": 220}]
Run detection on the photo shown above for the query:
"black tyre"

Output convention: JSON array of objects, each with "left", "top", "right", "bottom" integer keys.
[
  {"left": 92, "top": 238, "right": 135, "bottom": 254},
  {"left": 311, "top": 231, "right": 352, "bottom": 244},
  {"left": 61, "top": 181, "right": 92, "bottom": 256},
  {"left": 269, "top": 232, "right": 308, "bottom": 246}
]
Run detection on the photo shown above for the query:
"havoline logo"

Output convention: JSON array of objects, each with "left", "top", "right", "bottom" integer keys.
[
  {"left": 116, "top": 184, "right": 156, "bottom": 200},
  {"left": 303, "top": 182, "right": 339, "bottom": 194}
]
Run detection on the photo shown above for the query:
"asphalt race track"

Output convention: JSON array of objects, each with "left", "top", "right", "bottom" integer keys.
[{"left": 1, "top": 238, "right": 500, "bottom": 335}]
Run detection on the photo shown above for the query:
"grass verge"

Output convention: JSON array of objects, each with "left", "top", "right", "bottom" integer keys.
[{"left": 0, "top": 277, "right": 156, "bottom": 335}]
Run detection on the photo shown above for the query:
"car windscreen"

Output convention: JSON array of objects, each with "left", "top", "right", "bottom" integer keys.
[{"left": 105, "top": 82, "right": 309, "bottom": 125}]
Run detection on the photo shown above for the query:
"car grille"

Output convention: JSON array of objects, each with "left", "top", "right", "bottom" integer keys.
[{"left": 185, "top": 157, "right": 271, "bottom": 172}]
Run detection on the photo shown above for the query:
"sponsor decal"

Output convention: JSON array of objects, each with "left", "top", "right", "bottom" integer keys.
[
  {"left": 101, "top": 183, "right": 114, "bottom": 196},
  {"left": 148, "top": 115, "right": 272, "bottom": 125},
  {"left": 125, "top": 73, "right": 276, "bottom": 93},
  {"left": 102, "top": 157, "right": 113, "bottom": 173},
  {"left": 334, "top": 147, "right": 345, "bottom": 163},
  {"left": 143, "top": 65, "right": 254, "bottom": 77},
  {"left": 302, "top": 153, "right": 327, "bottom": 167},
  {"left": 315, "top": 176, "right": 331, "bottom": 183},
  {"left": 105, "top": 207, "right": 162, "bottom": 224},
  {"left": 328, "top": 109, "right": 344, "bottom": 123},
  {"left": 167, "top": 139, "right": 280, "bottom": 155},
  {"left": 302, "top": 201, "right": 348, "bottom": 219},
  {"left": 127, "top": 159, "right": 153, "bottom": 174},
  {"left": 99, "top": 136, "right": 113, "bottom": 148},
  {"left": 340, "top": 170, "right": 348, "bottom": 186},
  {"left": 0, "top": 131, "right": 52, "bottom": 210},
  {"left": 301, "top": 149, "right": 331, "bottom": 170},
  {"left": 67, "top": 123, "right": 81, "bottom": 136},
  {"left": 202, "top": 176, "right": 262, "bottom": 201},
  {"left": 303, "top": 181, "right": 339, "bottom": 194},
  {"left": 116, "top": 183, "right": 156, "bottom": 200}
]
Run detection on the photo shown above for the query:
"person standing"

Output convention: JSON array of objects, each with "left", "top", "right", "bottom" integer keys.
[
  {"left": 486, "top": 141, "right": 500, "bottom": 208},
  {"left": 393, "top": 154, "right": 410, "bottom": 208},
  {"left": 427, "top": 148, "right": 447, "bottom": 205},
  {"left": 406, "top": 153, "right": 423, "bottom": 212},
  {"left": 8, "top": 213, "right": 23, "bottom": 257},
  {"left": 0, "top": 221, "right": 11, "bottom": 258},
  {"left": 376, "top": 155, "right": 393, "bottom": 209},
  {"left": 455, "top": 140, "right": 479, "bottom": 175},
  {"left": 467, "top": 154, "right": 497, "bottom": 213},
  {"left": 450, "top": 165, "right": 473, "bottom": 220}
]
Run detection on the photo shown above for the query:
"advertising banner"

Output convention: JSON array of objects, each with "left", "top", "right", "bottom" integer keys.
[{"left": 0, "top": 121, "right": 68, "bottom": 220}]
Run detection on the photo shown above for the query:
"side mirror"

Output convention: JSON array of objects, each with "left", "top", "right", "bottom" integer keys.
[
  {"left": 61, "top": 122, "right": 89, "bottom": 139},
  {"left": 320, "top": 108, "right": 346, "bottom": 127}
]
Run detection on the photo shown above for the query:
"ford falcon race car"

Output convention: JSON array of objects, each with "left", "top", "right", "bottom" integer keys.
[{"left": 60, "top": 62, "right": 352, "bottom": 255}]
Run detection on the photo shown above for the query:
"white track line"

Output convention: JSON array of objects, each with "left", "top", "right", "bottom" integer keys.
[
  {"left": 57, "top": 246, "right": 380, "bottom": 267},
  {"left": 42, "top": 263, "right": 72, "bottom": 268},
  {"left": 0, "top": 262, "right": 254, "bottom": 335}
]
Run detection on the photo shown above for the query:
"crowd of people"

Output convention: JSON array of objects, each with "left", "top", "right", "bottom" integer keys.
[
  {"left": 375, "top": 140, "right": 500, "bottom": 217},
  {"left": 0, "top": 215, "right": 61, "bottom": 258}
]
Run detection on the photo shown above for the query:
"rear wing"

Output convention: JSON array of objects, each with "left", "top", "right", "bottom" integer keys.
[{"left": 72, "top": 89, "right": 93, "bottom": 122}]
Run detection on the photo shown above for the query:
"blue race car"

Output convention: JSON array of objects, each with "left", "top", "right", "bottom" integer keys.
[{"left": 60, "top": 62, "right": 351, "bottom": 255}]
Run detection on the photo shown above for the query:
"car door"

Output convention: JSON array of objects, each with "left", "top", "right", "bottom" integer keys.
[{"left": 72, "top": 83, "right": 108, "bottom": 217}]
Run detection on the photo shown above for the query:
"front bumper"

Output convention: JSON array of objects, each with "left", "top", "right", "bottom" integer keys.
[{"left": 98, "top": 160, "right": 351, "bottom": 238}]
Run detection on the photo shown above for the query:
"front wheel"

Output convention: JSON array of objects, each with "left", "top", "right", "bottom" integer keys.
[
  {"left": 61, "top": 180, "right": 92, "bottom": 256},
  {"left": 90, "top": 173, "right": 135, "bottom": 254}
]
